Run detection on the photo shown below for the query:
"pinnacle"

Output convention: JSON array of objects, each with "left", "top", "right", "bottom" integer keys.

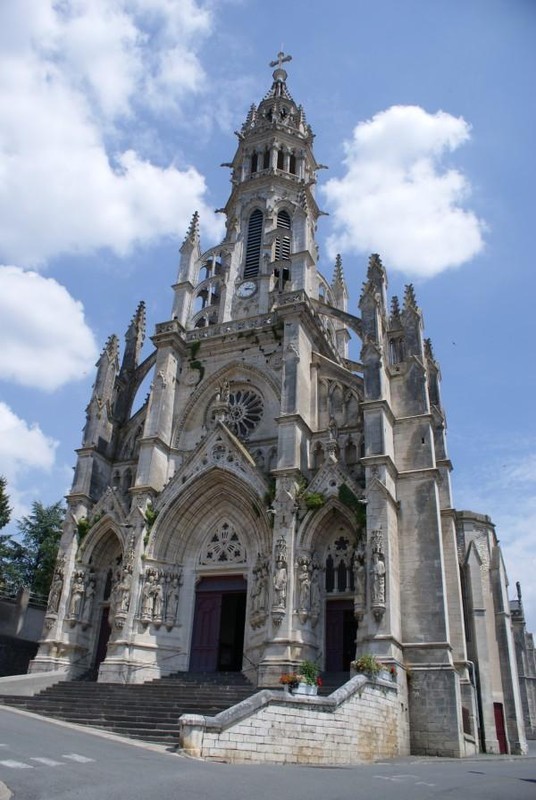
[
  {"left": 332, "top": 254, "right": 345, "bottom": 287},
  {"left": 103, "top": 334, "right": 119, "bottom": 358},
  {"left": 182, "top": 211, "right": 200, "bottom": 247},
  {"left": 403, "top": 283, "right": 417, "bottom": 310},
  {"left": 390, "top": 296, "right": 401, "bottom": 318},
  {"left": 424, "top": 337, "right": 434, "bottom": 360},
  {"left": 367, "top": 253, "right": 384, "bottom": 278}
]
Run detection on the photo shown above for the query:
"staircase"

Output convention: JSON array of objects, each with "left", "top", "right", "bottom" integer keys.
[{"left": 0, "top": 672, "right": 256, "bottom": 745}]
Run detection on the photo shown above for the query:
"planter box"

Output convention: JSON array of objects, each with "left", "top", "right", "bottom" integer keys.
[{"left": 293, "top": 683, "right": 318, "bottom": 696}]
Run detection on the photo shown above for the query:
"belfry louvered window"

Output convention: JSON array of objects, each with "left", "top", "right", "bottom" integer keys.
[
  {"left": 274, "top": 209, "right": 291, "bottom": 260},
  {"left": 244, "top": 209, "right": 263, "bottom": 277}
]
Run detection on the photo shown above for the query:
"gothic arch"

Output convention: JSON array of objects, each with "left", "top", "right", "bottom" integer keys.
[
  {"left": 297, "top": 498, "right": 357, "bottom": 553},
  {"left": 151, "top": 469, "right": 272, "bottom": 565},
  {"left": 78, "top": 518, "right": 126, "bottom": 568}
]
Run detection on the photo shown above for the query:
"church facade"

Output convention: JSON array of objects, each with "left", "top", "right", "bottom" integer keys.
[{"left": 31, "top": 57, "right": 530, "bottom": 757}]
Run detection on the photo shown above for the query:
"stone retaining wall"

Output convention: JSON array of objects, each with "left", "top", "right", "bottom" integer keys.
[{"left": 180, "top": 674, "right": 408, "bottom": 765}]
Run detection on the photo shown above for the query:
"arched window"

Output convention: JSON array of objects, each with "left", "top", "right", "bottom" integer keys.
[
  {"left": 251, "top": 152, "right": 258, "bottom": 173},
  {"left": 277, "top": 150, "right": 284, "bottom": 170},
  {"left": 244, "top": 209, "right": 263, "bottom": 277},
  {"left": 263, "top": 149, "right": 270, "bottom": 169},
  {"left": 274, "top": 209, "right": 291, "bottom": 261},
  {"left": 277, "top": 209, "right": 291, "bottom": 230},
  {"left": 289, "top": 153, "right": 296, "bottom": 174}
]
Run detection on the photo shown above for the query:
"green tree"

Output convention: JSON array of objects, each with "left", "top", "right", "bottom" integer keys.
[
  {"left": 0, "top": 476, "right": 11, "bottom": 530},
  {"left": 11, "top": 501, "right": 65, "bottom": 597}
]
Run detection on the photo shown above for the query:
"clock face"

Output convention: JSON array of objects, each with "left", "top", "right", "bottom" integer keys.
[{"left": 237, "top": 280, "right": 257, "bottom": 298}]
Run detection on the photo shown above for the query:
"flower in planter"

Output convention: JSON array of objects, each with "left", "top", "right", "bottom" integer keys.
[
  {"left": 351, "top": 653, "right": 382, "bottom": 676},
  {"left": 389, "top": 665, "right": 397, "bottom": 679},
  {"left": 279, "top": 672, "right": 299, "bottom": 689}
]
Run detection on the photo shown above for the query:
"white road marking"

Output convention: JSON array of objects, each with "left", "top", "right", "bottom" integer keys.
[
  {"left": 0, "top": 760, "right": 33, "bottom": 769},
  {"left": 30, "top": 757, "right": 64, "bottom": 767},
  {"left": 62, "top": 753, "right": 94, "bottom": 763},
  {"left": 416, "top": 782, "right": 436, "bottom": 787}
]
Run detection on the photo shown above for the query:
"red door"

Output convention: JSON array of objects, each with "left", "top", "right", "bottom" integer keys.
[
  {"left": 190, "top": 593, "right": 222, "bottom": 671},
  {"left": 189, "top": 576, "right": 247, "bottom": 672},
  {"left": 494, "top": 703, "right": 508, "bottom": 754}
]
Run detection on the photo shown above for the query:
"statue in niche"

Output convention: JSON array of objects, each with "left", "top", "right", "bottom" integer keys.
[
  {"left": 68, "top": 571, "right": 86, "bottom": 620},
  {"left": 81, "top": 576, "right": 96, "bottom": 627},
  {"left": 152, "top": 577, "right": 163, "bottom": 622},
  {"left": 47, "top": 570, "right": 63, "bottom": 614},
  {"left": 165, "top": 575, "right": 181, "bottom": 627},
  {"left": 353, "top": 544, "right": 366, "bottom": 607},
  {"left": 296, "top": 556, "right": 311, "bottom": 612},
  {"left": 141, "top": 573, "right": 155, "bottom": 619},
  {"left": 273, "top": 557, "right": 288, "bottom": 609},
  {"left": 116, "top": 569, "right": 132, "bottom": 615},
  {"left": 371, "top": 551, "right": 386, "bottom": 605}
]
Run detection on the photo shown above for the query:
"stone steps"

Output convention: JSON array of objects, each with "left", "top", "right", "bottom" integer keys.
[{"left": 0, "top": 671, "right": 256, "bottom": 745}]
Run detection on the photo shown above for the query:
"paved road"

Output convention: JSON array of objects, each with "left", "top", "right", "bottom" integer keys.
[{"left": 1, "top": 706, "right": 535, "bottom": 800}]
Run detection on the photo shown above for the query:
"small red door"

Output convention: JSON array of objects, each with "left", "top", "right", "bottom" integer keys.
[{"left": 494, "top": 703, "right": 508, "bottom": 754}]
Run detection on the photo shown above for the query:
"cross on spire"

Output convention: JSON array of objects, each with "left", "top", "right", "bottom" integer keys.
[{"left": 270, "top": 51, "right": 292, "bottom": 69}]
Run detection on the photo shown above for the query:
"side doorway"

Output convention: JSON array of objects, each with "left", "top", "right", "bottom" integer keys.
[
  {"left": 325, "top": 599, "right": 357, "bottom": 672},
  {"left": 190, "top": 576, "right": 247, "bottom": 672}
]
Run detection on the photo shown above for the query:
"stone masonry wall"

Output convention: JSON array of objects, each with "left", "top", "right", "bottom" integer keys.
[{"left": 180, "top": 675, "right": 408, "bottom": 765}]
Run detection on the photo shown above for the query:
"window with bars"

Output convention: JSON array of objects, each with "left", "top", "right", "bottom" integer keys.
[{"left": 244, "top": 209, "right": 263, "bottom": 277}]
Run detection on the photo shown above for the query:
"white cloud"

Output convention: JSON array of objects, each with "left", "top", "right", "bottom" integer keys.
[
  {"left": 0, "top": 266, "right": 98, "bottom": 391},
  {"left": 0, "top": 402, "right": 57, "bottom": 482},
  {"left": 0, "top": 0, "right": 223, "bottom": 266},
  {"left": 323, "top": 105, "right": 486, "bottom": 277}
]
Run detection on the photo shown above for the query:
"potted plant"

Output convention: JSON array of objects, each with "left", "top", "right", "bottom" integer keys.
[
  {"left": 350, "top": 653, "right": 382, "bottom": 678},
  {"left": 279, "top": 672, "right": 299, "bottom": 692},
  {"left": 294, "top": 660, "right": 323, "bottom": 695}
]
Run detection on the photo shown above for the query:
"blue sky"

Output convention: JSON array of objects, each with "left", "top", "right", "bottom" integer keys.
[{"left": 0, "top": 0, "right": 535, "bottom": 631}]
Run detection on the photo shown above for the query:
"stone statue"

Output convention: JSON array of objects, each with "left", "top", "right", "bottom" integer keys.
[
  {"left": 296, "top": 557, "right": 311, "bottom": 611},
  {"left": 371, "top": 551, "right": 386, "bottom": 605},
  {"left": 141, "top": 574, "right": 155, "bottom": 618},
  {"left": 116, "top": 570, "right": 132, "bottom": 615},
  {"left": 47, "top": 571, "right": 63, "bottom": 614},
  {"left": 81, "top": 577, "right": 96, "bottom": 626},
  {"left": 152, "top": 578, "right": 163, "bottom": 621},
  {"left": 165, "top": 576, "right": 181, "bottom": 626},
  {"left": 353, "top": 546, "right": 366, "bottom": 606},
  {"left": 273, "top": 558, "right": 288, "bottom": 609},
  {"left": 68, "top": 571, "right": 86, "bottom": 619}
]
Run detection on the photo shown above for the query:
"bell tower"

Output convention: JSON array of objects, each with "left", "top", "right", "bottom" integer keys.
[{"left": 172, "top": 53, "right": 324, "bottom": 330}]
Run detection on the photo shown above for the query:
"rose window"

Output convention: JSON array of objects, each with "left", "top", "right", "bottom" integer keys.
[{"left": 226, "top": 389, "right": 263, "bottom": 438}]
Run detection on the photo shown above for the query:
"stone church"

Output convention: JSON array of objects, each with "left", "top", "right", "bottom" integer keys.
[{"left": 30, "top": 55, "right": 531, "bottom": 757}]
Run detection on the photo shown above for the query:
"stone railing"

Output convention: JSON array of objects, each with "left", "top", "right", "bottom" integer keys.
[{"left": 179, "top": 673, "right": 406, "bottom": 765}]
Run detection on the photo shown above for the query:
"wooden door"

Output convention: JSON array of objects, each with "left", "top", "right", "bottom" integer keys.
[
  {"left": 190, "top": 593, "right": 222, "bottom": 672},
  {"left": 325, "top": 600, "right": 357, "bottom": 672},
  {"left": 494, "top": 702, "right": 508, "bottom": 754},
  {"left": 190, "top": 576, "right": 247, "bottom": 672}
]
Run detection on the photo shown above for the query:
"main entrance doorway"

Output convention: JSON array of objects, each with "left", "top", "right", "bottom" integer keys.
[
  {"left": 190, "top": 576, "right": 247, "bottom": 672},
  {"left": 325, "top": 599, "right": 357, "bottom": 672}
]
